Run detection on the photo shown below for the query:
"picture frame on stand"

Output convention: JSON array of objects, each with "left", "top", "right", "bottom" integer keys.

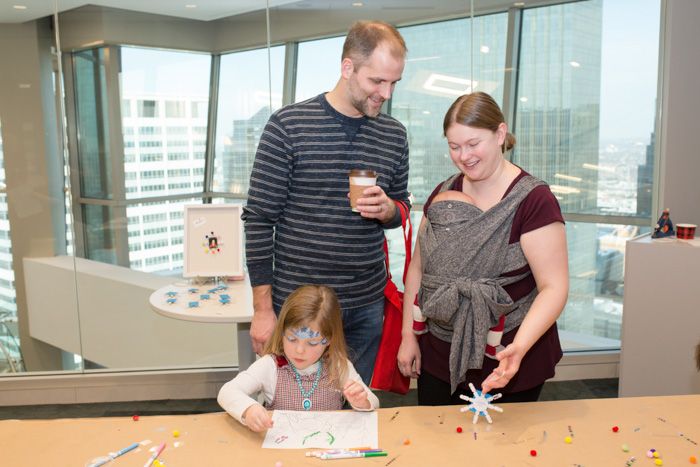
[{"left": 183, "top": 204, "right": 243, "bottom": 278}]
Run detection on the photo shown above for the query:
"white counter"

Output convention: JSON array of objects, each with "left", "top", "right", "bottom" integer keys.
[{"left": 23, "top": 256, "right": 250, "bottom": 370}]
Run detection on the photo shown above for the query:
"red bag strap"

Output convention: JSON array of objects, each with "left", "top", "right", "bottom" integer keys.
[{"left": 383, "top": 200, "right": 413, "bottom": 285}]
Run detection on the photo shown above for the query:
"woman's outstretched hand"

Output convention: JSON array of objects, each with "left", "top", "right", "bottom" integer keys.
[{"left": 480, "top": 343, "right": 524, "bottom": 394}]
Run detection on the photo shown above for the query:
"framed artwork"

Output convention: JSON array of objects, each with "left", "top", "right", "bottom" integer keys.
[{"left": 183, "top": 204, "right": 243, "bottom": 278}]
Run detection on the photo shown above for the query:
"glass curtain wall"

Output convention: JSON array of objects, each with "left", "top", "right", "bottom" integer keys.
[
  {"left": 213, "top": 46, "right": 286, "bottom": 196},
  {"left": 513, "top": 0, "right": 659, "bottom": 348},
  {"left": 120, "top": 47, "right": 211, "bottom": 273},
  {"left": 0, "top": 121, "right": 22, "bottom": 373},
  {"left": 0, "top": 0, "right": 661, "bottom": 375}
]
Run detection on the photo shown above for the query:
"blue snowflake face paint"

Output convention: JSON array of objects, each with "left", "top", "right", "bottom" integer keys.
[{"left": 287, "top": 326, "right": 328, "bottom": 345}]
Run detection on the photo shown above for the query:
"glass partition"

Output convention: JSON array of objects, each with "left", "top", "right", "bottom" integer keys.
[
  {"left": 0, "top": 1, "right": 80, "bottom": 374},
  {"left": 0, "top": 0, "right": 662, "bottom": 378}
]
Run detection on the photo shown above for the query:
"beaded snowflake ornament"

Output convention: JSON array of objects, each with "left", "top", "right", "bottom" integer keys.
[{"left": 459, "top": 382, "right": 504, "bottom": 424}]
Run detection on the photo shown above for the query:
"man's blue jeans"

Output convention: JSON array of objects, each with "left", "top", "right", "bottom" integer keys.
[{"left": 342, "top": 299, "right": 384, "bottom": 385}]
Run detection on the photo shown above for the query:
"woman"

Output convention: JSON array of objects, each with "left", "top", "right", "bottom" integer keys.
[{"left": 397, "top": 92, "right": 569, "bottom": 405}]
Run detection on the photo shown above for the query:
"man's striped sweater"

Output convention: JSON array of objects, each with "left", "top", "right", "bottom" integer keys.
[{"left": 242, "top": 93, "right": 411, "bottom": 311}]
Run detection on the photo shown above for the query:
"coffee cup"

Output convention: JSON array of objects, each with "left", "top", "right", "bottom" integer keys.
[
  {"left": 676, "top": 223, "right": 696, "bottom": 240},
  {"left": 348, "top": 169, "right": 377, "bottom": 212}
]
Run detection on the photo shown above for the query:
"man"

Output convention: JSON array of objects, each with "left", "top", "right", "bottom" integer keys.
[{"left": 242, "top": 20, "right": 411, "bottom": 384}]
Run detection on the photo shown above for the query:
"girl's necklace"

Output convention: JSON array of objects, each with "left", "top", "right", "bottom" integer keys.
[{"left": 288, "top": 359, "right": 323, "bottom": 411}]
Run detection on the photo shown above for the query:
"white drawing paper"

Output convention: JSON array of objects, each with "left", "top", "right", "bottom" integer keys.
[{"left": 262, "top": 410, "right": 378, "bottom": 449}]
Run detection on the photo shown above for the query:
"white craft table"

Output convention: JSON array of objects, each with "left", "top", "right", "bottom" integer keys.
[{"left": 149, "top": 276, "right": 255, "bottom": 371}]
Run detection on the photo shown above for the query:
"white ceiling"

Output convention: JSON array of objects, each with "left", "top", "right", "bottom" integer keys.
[
  {"left": 1, "top": 0, "right": 536, "bottom": 24},
  {"left": 0, "top": 0, "right": 299, "bottom": 23}
]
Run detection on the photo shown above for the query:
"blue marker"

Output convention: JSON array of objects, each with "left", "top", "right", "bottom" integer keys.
[
  {"left": 166, "top": 298, "right": 177, "bottom": 304},
  {"left": 188, "top": 301, "right": 199, "bottom": 308},
  {"left": 200, "top": 294, "right": 210, "bottom": 300},
  {"left": 89, "top": 442, "right": 140, "bottom": 467}
]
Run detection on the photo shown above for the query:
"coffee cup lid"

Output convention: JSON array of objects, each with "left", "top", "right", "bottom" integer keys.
[{"left": 349, "top": 169, "right": 376, "bottom": 177}]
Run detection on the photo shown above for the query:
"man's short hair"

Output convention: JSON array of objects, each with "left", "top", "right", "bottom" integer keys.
[{"left": 342, "top": 20, "right": 407, "bottom": 68}]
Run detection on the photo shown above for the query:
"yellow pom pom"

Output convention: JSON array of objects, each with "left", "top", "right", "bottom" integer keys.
[
  {"left": 653, "top": 452, "right": 660, "bottom": 458},
  {"left": 564, "top": 436, "right": 572, "bottom": 444},
  {"left": 654, "top": 459, "right": 663, "bottom": 466},
  {"left": 173, "top": 429, "right": 180, "bottom": 437}
]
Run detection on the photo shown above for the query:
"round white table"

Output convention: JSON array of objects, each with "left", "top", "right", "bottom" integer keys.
[{"left": 148, "top": 276, "right": 255, "bottom": 370}]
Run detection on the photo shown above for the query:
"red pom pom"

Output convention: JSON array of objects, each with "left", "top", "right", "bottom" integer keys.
[
  {"left": 612, "top": 426, "right": 619, "bottom": 432},
  {"left": 132, "top": 415, "right": 139, "bottom": 421},
  {"left": 530, "top": 450, "right": 537, "bottom": 457},
  {"left": 456, "top": 426, "right": 463, "bottom": 433}
]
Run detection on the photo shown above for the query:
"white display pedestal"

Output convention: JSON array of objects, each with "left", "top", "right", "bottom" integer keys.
[{"left": 619, "top": 234, "right": 700, "bottom": 397}]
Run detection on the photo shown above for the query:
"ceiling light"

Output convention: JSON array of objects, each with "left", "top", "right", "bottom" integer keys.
[
  {"left": 519, "top": 96, "right": 528, "bottom": 102},
  {"left": 514, "top": 2, "right": 525, "bottom": 6},
  {"left": 582, "top": 163, "right": 615, "bottom": 173},
  {"left": 480, "top": 45, "right": 490, "bottom": 54},
  {"left": 352, "top": 2, "right": 364, "bottom": 6},
  {"left": 422, "top": 110, "right": 431, "bottom": 115},
  {"left": 550, "top": 185, "right": 581, "bottom": 195},
  {"left": 423, "top": 73, "right": 478, "bottom": 97},
  {"left": 13, "top": 5, "right": 27, "bottom": 10},
  {"left": 569, "top": 61, "right": 581, "bottom": 68},
  {"left": 554, "top": 173, "right": 582, "bottom": 182},
  {"left": 185, "top": 4, "right": 197, "bottom": 8}
]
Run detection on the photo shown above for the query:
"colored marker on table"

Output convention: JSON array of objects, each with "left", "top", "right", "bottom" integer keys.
[
  {"left": 143, "top": 442, "right": 166, "bottom": 467},
  {"left": 89, "top": 442, "right": 140, "bottom": 467},
  {"left": 306, "top": 449, "right": 383, "bottom": 458},
  {"left": 319, "top": 451, "right": 388, "bottom": 460}
]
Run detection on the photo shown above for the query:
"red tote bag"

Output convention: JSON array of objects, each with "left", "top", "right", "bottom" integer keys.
[{"left": 370, "top": 201, "right": 412, "bottom": 394}]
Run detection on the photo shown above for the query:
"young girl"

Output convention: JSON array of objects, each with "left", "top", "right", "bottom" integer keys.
[{"left": 217, "top": 285, "right": 380, "bottom": 432}]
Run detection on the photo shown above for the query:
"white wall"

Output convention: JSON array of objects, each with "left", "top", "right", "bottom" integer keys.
[{"left": 657, "top": 0, "right": 700, "bottom": 224}]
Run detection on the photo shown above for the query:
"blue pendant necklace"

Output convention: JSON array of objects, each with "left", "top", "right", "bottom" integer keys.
[{"left": 288, "top": 360, "right": 323, "bottom": 411}]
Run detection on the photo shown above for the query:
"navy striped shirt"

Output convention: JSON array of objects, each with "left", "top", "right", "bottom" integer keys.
[{"left": 243, "top": 94, "right": 410, "bottom": 311}]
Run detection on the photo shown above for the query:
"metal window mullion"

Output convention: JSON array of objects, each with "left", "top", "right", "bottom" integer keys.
[
  {"left": 203, "top": 54, "right": 220, "bottom": 202},
  {"left": 103, "top": 46, "right": 129, "bottom": 267},
  {"left": 562, "top": 213, "right": 650, "bottom": 227},
  {"left": 502, "top": 7, "right": 523, "bottom": 133},
  {"left": 63, "top": 52, "right": 87, "bottom": 259},
  {"left": 282, "top": 41, "right": 298, "bottom": 106},
  {"left": 651, "top": 0, "right": 668, "bottom": 223}
]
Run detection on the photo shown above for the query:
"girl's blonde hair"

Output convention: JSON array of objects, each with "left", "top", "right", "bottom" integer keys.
[{"left": 264, "top": 285, "right": 349, "bottom": 388}]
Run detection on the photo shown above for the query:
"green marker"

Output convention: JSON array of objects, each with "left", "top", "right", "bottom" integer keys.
[{"left": 319, "top": 451, "right": 388, "bottom": 459}]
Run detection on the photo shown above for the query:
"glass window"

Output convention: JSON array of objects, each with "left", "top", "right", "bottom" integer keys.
[
  {"left": 213, "top": 46, "right": 285, "bottom": 194},
  {"left": 191, "top": 101, "right": 208, "bottom": 119},
  {"left": 165, "top": 100, "right": 186, "bottom": 118},
  {"left": 120, "top": 47, "right": 211, "bottom": 201},
  {"left": 126, "top": 198, "right": 201, "bottom": 274},
  {"left": 0, "top": 121, "right": 22, "bottom": 372},
  {"left": 137, "top": 100, "right": 158, "bottom": 118},
  {"left": 393, "top": 15, "right": 508, "bottom": 203},
  {"left": 515, "top": 0, "right": 659, "bottom": 218},
  {"left": 514, "top": 0, "right": 660, "bottom": 348},
  {"left": 295, "top": 36, "right": 344, "bottom": 103},
  {"left": 72, "top": 48, "right": 113, "bottom": 200}
]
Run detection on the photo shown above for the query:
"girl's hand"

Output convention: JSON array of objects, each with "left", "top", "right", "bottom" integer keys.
[
  {"left": 397, "top": 333, "right": 421, "bottom": 378},
  {"left": 343, "top": 381, "right": 371, "bottom": 409},
  {"left": 242, "top": 403, "right": 273, "bottom": 432},
  {"left": 480, "top": 343, "right": 525, "bottom": 394}
]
